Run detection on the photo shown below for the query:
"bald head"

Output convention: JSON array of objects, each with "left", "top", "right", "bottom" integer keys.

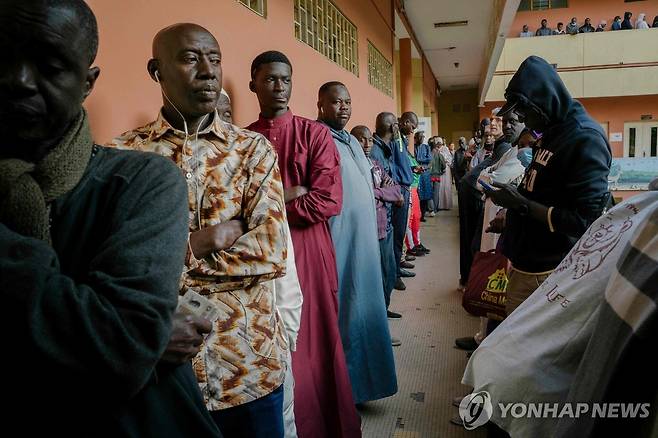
[
  {"left": 152, "top": 23, "right": 216, "bottom": 58},
  {"left": 148, "top": 23, "right": 222, "bottom": 130},
  {"left": 399, "top": 111, "right": 418, "bottom": 135},
  {"left": 375, "top": 112, "right": 397, "bottom": 137},
  {"left": 351, "top": 125, "right": 371, "bottom": 140}
]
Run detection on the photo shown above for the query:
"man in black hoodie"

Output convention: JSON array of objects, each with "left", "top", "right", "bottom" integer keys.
[{"left": 485, "top": 56, "right": 611, "bottom": 316}]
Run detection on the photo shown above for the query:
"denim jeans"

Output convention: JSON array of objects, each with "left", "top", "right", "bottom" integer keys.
[
  {"left": 211, "top": 384, "right": 284, "bottom": 438},
  {"left": 392, "top": 186, "right": 410, "bottom": 276},
  {"left": 379, "top": 230, "right": 396, "bottom": 308}
]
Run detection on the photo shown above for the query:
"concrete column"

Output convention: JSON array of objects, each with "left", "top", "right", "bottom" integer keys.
[{"left": 399, "top": 38, "right": 413, "bottom": 113}]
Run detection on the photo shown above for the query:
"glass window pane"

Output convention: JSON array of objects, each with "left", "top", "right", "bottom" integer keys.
[
  {"left": 629, "top": 128, "right": 636, "bottom": 157},
  {"left": 293, "top": 0, "right": 358, "bottom": 75},
  {"left": 238, "top": 0, "right": 266, "bottom": 17},
  {"left": 651, "top": 127, "right": 657, "bottom": 157}
]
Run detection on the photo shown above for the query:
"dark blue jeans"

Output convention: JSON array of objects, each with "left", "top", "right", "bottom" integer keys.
[
  {"left": 211, "top": 384, "right": 284, "bottom": 438},
  {"left": 379, "top": 229, "right": 397, "bottom": 308},
  {"left": 391, "top": 186, "right": 410, "bottom": 276}
]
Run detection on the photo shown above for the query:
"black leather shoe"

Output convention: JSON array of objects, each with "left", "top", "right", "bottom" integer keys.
[
  {"left": 405, "top": 255, "right": 416, "bottom": 261},
  {"left": 415, "top": 244, "right": 430, "bottom": 254},
  {"left": 455, "top": 336, "right": 478, "bottom": 351},
  {"left": 399, "top": 269, "right": 416, "bottom": 278},
  {"left": 400, "top": 261, "right": 415, "bottom": 269},
  {"left": 387, "top": 310, "right": 402, "bottom": 319},
  {"left": 408, "top": 248, "right": 425, "bottom": 257},
  {"left": 394, "top": 278, "right": 406, "bottom": 290}
]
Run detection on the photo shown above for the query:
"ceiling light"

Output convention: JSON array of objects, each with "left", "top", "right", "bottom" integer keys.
[{"left": 434, "top": 20, "right": 468, "bottom": 28}]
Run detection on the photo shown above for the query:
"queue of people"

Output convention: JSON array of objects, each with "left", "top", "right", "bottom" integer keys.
[
  {"left": 0, "top": 1, "right": 445, "bottom": 436},
  {"left": 2, "top": 2, "right": 656, "bottom": 438},
  {"left": 447, "top": 54, "right": 657, "bottom": 438},
  {"left": 520, "top": 11, "right": 658, "bottom": 37}
]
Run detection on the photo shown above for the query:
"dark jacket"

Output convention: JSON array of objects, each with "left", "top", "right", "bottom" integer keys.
[
  {"left": 453, "top": 146, "right": 469, "bottom": 182},
  {"left": 622, "top": 13, "right": 633, "bottom": 30},
  {"left": 372, "top": 134, "right": 395, "bottom": 179},
  {"left": 0, "top": 146, "right": 221, "bottom": 437},
  {"left": 501, "top": 56, "right": 612, "bottom": 272},
  {"left": 395, "top": 135, "right": 414, "bottom": 187}
]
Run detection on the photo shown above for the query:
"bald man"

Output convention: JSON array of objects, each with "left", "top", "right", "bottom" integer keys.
[{"left": 109, "top": 24, "right": 288, "bottom": 438}]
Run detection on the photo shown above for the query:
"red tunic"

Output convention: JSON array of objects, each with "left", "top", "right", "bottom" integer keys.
[{"left": 248, "top": 111, "right": 360, "bottom": 437}]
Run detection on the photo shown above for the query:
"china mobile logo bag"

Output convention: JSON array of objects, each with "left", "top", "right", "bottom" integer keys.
[{"left": 462, "top": 250, "right": 508, "bottom": 319}]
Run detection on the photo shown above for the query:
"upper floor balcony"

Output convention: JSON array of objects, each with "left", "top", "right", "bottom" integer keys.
[{"left": 485, "top": 28, "right": 658, "bottom": 102}]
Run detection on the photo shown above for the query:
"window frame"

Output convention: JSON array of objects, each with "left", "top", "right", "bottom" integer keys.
[
  {"left": 367, "top": 40, "right": 393, "bottom": 97},
  {"left": 294, "top": 0, "right": 359, "bottom": 76},
  {"left": 238, "top": 0, "right": 267, "bottom": 18},
  {"left": 518, "top": 0, "right": 568, "bottom": 11}
]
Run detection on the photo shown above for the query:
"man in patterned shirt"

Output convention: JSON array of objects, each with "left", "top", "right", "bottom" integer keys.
[{"left": 108, "top": 24, "right": 288, "bottom": 438}]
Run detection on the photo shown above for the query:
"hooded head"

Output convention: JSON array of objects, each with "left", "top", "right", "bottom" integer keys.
[{"left": 498, "top": 56, "right": 573, "bottom": 131}]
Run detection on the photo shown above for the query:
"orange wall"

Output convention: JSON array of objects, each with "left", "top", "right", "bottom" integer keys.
[
  {"left": 85, "top": 0, "right": 396, "bottom": 144},
  {"left": 510, "top": 0, "right": 658, "bottom": 37}
]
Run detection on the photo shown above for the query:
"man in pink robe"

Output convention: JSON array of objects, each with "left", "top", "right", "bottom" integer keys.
[{"left": 247, "top": 51, "right": 361, "bottom": 438}]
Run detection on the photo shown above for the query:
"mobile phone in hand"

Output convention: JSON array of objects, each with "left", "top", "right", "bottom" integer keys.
[{"left": 478, "top": 179, "right": 494, "bottom": 191}]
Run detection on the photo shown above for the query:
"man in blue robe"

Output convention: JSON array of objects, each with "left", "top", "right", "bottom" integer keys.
[{"left": 317, "top": 81, "right": 398, "bottom": 404}]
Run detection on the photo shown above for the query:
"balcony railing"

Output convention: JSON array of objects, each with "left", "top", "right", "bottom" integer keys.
[{"left": 485, "top": 28, "right": 658, "bottom": 101}]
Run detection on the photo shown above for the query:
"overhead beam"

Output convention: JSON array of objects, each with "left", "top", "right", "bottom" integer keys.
[
  {"left": 394, "top": 0, "right": 441, "bottom": 95},
  {"left": 478, "top": 0, "right": 521, "bottom": 107}
]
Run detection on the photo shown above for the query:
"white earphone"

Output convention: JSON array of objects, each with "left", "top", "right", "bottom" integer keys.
[{"left": 154, "top": 70, "right": 160, "bottom": 83}]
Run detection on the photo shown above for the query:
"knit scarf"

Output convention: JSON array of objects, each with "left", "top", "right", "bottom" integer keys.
[{"left": 0, "top": 110, "right": 93, "bottom": 243}]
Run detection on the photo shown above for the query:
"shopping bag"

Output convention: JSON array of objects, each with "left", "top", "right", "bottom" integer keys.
[{"left": 462, "top": 250, "right": 508, "bottom": 319}]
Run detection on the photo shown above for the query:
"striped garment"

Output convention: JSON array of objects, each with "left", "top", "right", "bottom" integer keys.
[{"left": 555, "top": 200, "right": 658, "bottom": 437}]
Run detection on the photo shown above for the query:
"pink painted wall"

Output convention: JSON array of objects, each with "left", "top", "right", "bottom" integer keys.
[{"left": 85, "top": 0, "right": 396, "bottom": 143}]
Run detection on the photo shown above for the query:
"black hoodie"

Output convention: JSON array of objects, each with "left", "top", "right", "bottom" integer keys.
[{"left": 501, "top": 56, "right": 611, "bottom": 272}]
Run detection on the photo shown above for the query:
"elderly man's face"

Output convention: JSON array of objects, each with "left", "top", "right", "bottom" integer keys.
[
  {"left": 156, "top": 27, "right": 222, "bottom": 121},
  {"left": 0, "top": 2, "right": 99, "bottom": 159},
  {"left": 490, "top": 116, "right": 503, "bottom": 138},
  {"left": 503, "top": 111, "right": 525, "bottom": 143}
]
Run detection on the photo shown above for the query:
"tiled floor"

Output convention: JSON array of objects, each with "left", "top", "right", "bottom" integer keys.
[{"left": 361, "top": 205, "right": 486, "bottom": 438}]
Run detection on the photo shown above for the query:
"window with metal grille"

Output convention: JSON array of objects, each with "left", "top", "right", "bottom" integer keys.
[
  {"left": 629, "top": 128, "right": 636, "bottom": 157},
  {"left": 367, "top": 41, "right": 392, "bottom": 96},
  {"left": 294, "top": 0, "right": 359, "bottom": 76},
  {"left": 518, "top": 0, "right": 568, "bottom": 11},
  {"left": 238, "top": 0, "right": 266, "bottom": 17}
]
